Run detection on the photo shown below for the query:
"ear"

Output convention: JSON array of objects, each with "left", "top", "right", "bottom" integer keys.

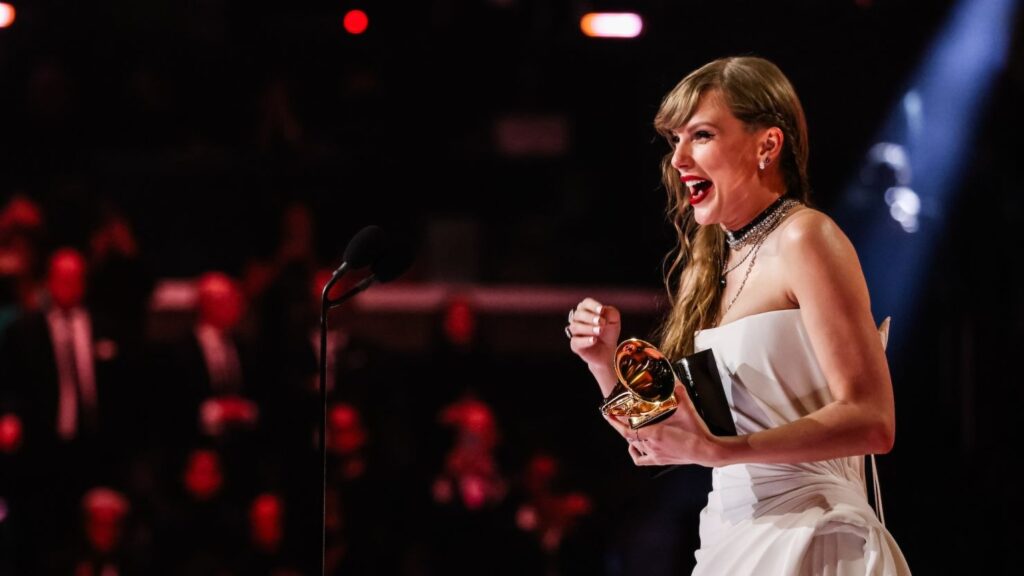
[{"left": 760, "top": 126, "right": 784, "bottom": 161}]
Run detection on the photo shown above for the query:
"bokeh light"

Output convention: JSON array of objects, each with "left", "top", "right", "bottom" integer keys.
[
  {"left": 0, "top": 3, "right": 17, "bottom": 29},
  {"left": 343, "top": 9, "right": 369, "bottom": 35}
]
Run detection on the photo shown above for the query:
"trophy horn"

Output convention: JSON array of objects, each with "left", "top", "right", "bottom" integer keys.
[{"left": 600, "top": 338, "right": 679, "bottom": 430}]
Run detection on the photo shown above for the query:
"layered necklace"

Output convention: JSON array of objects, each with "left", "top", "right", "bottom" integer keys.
[
  {"left": 724, "top": 196, "right": 799, "bottom": 250},
  {"left": 719, "top": 197, "right": 801, "bottom": 319}
]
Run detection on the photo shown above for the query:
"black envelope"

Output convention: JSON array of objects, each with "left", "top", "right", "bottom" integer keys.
[
  {"left": 674, "top": 348, "right": 736, "bottom": 437},
  {"left": 649, "top": 348, "right": 737, "bottom": 479}
]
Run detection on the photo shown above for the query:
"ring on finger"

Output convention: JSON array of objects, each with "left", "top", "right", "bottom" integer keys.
[
  {"left": 564, "top": 326, "right": 573, "bottom": 339},
  {"left": 568, "top": 308, "right": 575, "bottom": 323},
  {"left": 635, "top": 430, "right": 647, "bottom": 455}
]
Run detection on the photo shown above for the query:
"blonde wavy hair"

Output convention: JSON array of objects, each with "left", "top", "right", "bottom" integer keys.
[{"left": 654, "top": 56, "right": 811, "bottom": 359}]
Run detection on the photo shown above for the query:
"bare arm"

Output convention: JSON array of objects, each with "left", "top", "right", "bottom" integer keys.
[
  {"left": 715, "top": 210, "right": 895, "bottom": 464},
  {"left": 609, "top": 210, "right": 896, "bottom": 467}
]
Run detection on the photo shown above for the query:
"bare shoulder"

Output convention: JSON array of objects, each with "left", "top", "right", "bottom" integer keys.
[
  {"left": 776, "top": 207, "right": 854, "bottom": 259},
  {"left": 774, "top": 206, "right": 868, "bottom": 307}
]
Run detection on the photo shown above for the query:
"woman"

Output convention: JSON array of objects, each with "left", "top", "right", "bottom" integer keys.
[{"left": 566, "top": 57, "right": 910, "bottom": 574}]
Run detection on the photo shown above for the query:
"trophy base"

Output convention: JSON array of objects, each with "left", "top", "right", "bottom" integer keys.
[
  {"left": 626, "top": 399, "right": 678, "bottom": 430},
  {"left": 601, "top": 386, "right": 680, "bottom": 430}
]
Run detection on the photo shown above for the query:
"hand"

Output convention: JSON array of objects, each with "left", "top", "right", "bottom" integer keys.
[
  {"left": 199, "top": 395, "right": 260, "bottom": 436},
  {"left": 220, "top": 396, "right": 259, "bottom": 424},
  {"left": 567, "top": 298, "right": 621, "bottom": 371},
  {"left": 603, "top": 384, "right": 721, "bottom": 467}
]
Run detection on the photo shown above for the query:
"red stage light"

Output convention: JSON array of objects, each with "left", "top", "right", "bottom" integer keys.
[{"left": 343, "top": 9, "right": 369, "bottom": 35}]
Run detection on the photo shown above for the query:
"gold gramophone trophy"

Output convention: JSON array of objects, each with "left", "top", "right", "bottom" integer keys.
[{"left": 600, "top": 338, "right": 679, "bottom": 429}]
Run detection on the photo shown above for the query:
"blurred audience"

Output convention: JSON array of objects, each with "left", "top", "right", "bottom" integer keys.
[
  {"left": 418, "top": 295, "right": 492, "bottom": 461},
  {"left": 237, "top": 492, "right": 305, "bottom": 576},
  {"left": 326, "top": 402, "right": 368, "bottom": 481},
  {"left": 443, "top": 293, "right": 479, "bottom": 352},
  {"left": 0, "top": 194, "right": 46, "bottom": 321},
  {"left": 0, "top": 248, "right": 139, "bottom": 569},
  {"left": 87, "top": 203, "right": 154, "bottom": 348},
  {"left": 0, "top": 413, "right": 22, "bottom": 455},
  {"left": 428, "top": 393, "right": 520, "bottom": 575},
  {"left": 433, "top": 394, "right": 506, "bottom": 511},
  {"left": 0, "top": 247, "right": 133, "bottom": 471},
  {"left": 184, "top": 447, "right": 226, "bottom": 503},
  {"left": 0, "top": 222, "right": 613, "bottom": 576},
  {"left": 157, "top": 447, "right": 240, "bottom": 575},
  {"left": 52, "top": 487, "right": 148, "bottom": 576},
  {"left": 300, "top": 401, "right": 391, "bottom": 576},
  {"left": 156, "top": 271, "right": 266, "bottom": 512},
  {"left": 514, "top": 452, "right": 593, "bottom": 554},
  {"left": 159, "top": 271, "right": 260, "bottom": 444},
  {"left": 86, "top": 203, "right": 155, "bottom": 466},
  {"left": 510, "top": 451, "right": 600, "bottom": 575}
]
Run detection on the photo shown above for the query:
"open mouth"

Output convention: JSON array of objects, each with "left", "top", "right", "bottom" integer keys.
[{"left": 685, "top": 179, "right": 712, "bottom": 205}]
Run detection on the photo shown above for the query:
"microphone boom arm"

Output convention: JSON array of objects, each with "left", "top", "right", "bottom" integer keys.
[{"left": 325, "top": 274, "right": 377, "bottom": 310}]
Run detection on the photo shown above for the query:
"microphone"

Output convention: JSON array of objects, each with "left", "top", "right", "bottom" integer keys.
[
  {"left": 330, "top": 225, "right": 384, "bottom": 280},
  {"left": 318, "top": 224, "right": 386, "bottom": 576},
  {"left": 317, "top": 225, "right": 412, "bottom": 576},
  {"left": 329, "top": 237, "right": 413, "bottom": 308}
]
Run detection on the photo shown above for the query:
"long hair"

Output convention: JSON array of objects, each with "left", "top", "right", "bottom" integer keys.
[{"left": 653, "top": 56, "right": 811, "bottom": 359}]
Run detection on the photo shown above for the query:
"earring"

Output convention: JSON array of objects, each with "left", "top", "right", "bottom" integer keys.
[{"left": 759, "top": 157, "right": 770, "bottom": 170}]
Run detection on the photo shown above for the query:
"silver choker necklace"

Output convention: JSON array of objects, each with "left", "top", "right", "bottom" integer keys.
[
  {"left": 718, "top": 198, "right": 801, "bottom": 321},
  {"left": 724, "top": 198, "right": 801, "bottom": 250}
]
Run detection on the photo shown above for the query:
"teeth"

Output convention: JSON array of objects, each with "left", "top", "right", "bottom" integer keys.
[{"left": 685, "top": 179, "right": 709, "bottom": 191}]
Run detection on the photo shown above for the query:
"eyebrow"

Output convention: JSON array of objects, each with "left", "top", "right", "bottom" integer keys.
[
  {"left": 672, "top": 121, "right": 720, "bottom": 136},
  {"left": 683, "top": 121, "right": 719, "bottom": 132}
]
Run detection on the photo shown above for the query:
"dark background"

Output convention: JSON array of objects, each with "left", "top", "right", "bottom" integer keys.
[{"left": 2, "top": 0, "right": 1023, "bottom": 573}]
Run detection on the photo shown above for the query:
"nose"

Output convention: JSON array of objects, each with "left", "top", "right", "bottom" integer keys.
[{"left": 670, "top": 139, "right": 691, "bottom": 171}]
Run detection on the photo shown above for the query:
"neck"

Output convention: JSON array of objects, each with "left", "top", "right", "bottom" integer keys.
[
  {"left": 719, "top": 193, "right": 783, "bottom": 234},
  {"left": 721, "top": 195, "right": 799, "bottom": 251}
]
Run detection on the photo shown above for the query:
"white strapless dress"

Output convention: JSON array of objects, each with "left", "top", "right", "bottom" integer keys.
[{"left": 691, "top": 308, "right": 910, "bottom": 575}]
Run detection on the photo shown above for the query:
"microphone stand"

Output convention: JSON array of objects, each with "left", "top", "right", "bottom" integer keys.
[
  {"left": 318, "top": 270, "right": 377, "bottom": 576},
  {"left": 319, "top": 276, "right": 333, "bottom": 576}
]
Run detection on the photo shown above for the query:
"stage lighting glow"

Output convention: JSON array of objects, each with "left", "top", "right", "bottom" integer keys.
[
  {"left": 836, "top": 0, "right": 1019, "bottom": 347},
  {"left": 885, "top": 187, "right": 921, "bottom": 233},
  {"left": 903, "top": 91, "right": 923, "bottom": 138},
  {"left": 580, "top": 13, "right": 643, "bottom": 38},
  {"left": 343, "top": 9, "right": 369, "bottom": 35},
  {"left": 0, "top": 3, "right": 16, "bottom": 29},
  {"left": 867, "top": 143, "right": 912, "bottom": 185}
]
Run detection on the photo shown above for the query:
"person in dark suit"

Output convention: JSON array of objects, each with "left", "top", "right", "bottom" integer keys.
[
  {"left": 157, "top": 271, "right": 263, "bottom": 493},
  {"left": 0, "top": 247, "right": 133, "bottom": 567},
  {"left": 0, "top": 248, "right": 132, "bottom": 458},
  {"left": 5, "top": 251, "right": 90, "bottom": 442}
]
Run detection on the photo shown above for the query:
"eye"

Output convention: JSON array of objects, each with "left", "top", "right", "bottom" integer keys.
[
  {"left": 668, "top": 133, "right": 681, "bottom": 145},
  {"left": 693, "top": 130, "right": 714, "bottom": 142}
]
